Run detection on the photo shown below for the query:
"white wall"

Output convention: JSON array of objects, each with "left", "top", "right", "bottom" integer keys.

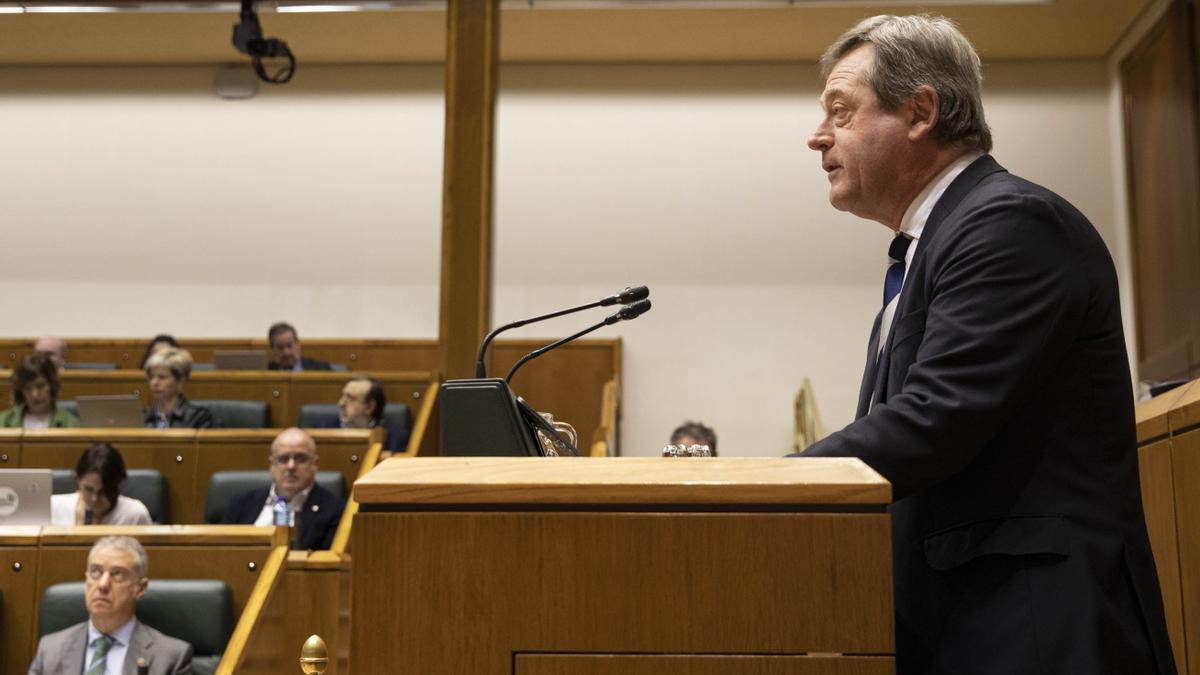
[{"left": 0, "top": 59, "right": 1118, "bottom": 456}]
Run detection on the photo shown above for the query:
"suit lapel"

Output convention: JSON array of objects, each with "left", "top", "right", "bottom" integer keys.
[
  {"left": 123, "top": 622, "right": 153, "bottom": 675},
  {"left": 865, "top": 154, "right": 1008, "bottom": 410},
  {"left": 856, "top": 310, "right": 883, "bottom": 419},
  {"left": 64, "top": 623, "right": 89, "bottom": 675}
]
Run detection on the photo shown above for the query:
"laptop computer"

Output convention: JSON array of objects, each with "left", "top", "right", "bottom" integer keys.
[
  {"left": 213, "top": 350, "right": 269, "bottom": 370},
  {"left": 76, "top": 394, "right": 145, "bottom": 428},
  {"left": 0, "top": 468, "right": 53, "bottom": 525}
]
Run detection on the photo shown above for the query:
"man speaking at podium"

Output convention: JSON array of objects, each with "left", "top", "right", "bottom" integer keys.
[{"left": 801, "top": 15, "right": 1176, "bottom": 675}]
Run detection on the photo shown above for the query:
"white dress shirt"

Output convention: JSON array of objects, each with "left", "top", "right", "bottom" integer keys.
[
  {"left": 86, "top": 616, "right": 136, "bottom": 675},
  {"left": 877, "top": 152, "right": 983, "bottom": 356},
  {"left": 253, "top": 483, "right": 314, "bottom": 527}
]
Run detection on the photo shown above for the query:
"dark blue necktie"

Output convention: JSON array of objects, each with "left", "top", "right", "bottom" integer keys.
[{"left": 883, "top": 233, "right": 913, "bottom": 307}]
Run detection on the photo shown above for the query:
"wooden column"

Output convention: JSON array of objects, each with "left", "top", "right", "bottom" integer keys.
[{"left": 438, "top": 0, "right": 500, "bottom": 381}]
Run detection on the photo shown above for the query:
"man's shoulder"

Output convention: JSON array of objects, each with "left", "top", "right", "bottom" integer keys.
[
  {"left": 37, "top": 621, "right": 88, "bottom": 646},
  {"left": 225, "top": 485, "right": 271, "bottom": 522},
  {"left": 301, "top": 357, "right": 333, "bottom": 370},
  {"left": 134, "top": 621, "right": 194, "bottom": 657},
  {"left": 309, "top": 482, "right": 347, "bottom": 513}
]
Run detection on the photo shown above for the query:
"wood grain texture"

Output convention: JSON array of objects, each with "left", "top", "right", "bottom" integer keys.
[
  {"left": 1121, "top": 0, "right": 1200, "bottom": 382},
  {"left": 489, "top": 339, "right": 622, "bottom": 457},
  {"left": 406, "top": 380, "right": 440, "bottom": 458},
  {"left": 0, "top": 428, "right": 22, "bottom": 468},
  {"left": 351, "top": 511, "right": 893, "bottom": 673},
  {"left": 438, "top": 0, "right": 499, "bottom": 381},
  {"left": 1172, "top": 428, "right": 1200, "bottom": 675},
  {"left": 0, "top": 541, "right": 40, "bottom": 675},
  {"left": 1169, "top": 378, "right": 1200, "bottom": 434},
  {"left": 216, "top": 544, "right": 289, "bottom": 675},
  {"left": 515, "top": 655, "right": 894, "bottom": 675},
  {"left": 1137, "top": 380, "right": 1193, "bottom": 442},
  {"left": 354, "top": 457, "right": 890, "bottom": 506},
  {"left": 329, "top": 435, "right": 385, "bottom": 554},
  {"left": 1138, "top": 439, "right": 1187, "bottom": 675},
  {"left": 283, "top": 552, "right": 351, "bottom": 675}
]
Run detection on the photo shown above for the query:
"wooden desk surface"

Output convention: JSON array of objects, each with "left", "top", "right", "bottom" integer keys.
[{"left": 354, "top": 456, "right": 890, "bottom": 506}]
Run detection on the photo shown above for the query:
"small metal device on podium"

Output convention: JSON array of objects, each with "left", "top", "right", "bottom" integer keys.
[{"left": 440, "top": 286, "right": 651, "bottom": 457}]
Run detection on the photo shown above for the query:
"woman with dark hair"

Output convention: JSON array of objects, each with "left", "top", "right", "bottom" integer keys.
[
  {"left": 0, "top": 352, "right": 79, "bottom": 428},
  {"left": 50, "top": 443, "right": 152, "bottom": 525},
  {"left": 139, "top": 333, "right": 180, "bottom": 369}
]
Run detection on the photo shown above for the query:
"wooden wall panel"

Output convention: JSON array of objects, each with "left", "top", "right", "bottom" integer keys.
[
  {"left": 489, "top": 338, "right": 621, "bottom": 456},
  {"left": 0, "top": 532, "right": 40, "bottom": 675},
  {"left": 1121, "top": 0, "right": 1200, "bottom": 382},
  {"left": 1173, "top": 428, "right": 1200, "bottom": 675},
  {"left": 1139, "top": 438, "right": 1187, "bottom": 674},
  {"left": 0, "top": 429, "right": 21, "bottom": 469}
]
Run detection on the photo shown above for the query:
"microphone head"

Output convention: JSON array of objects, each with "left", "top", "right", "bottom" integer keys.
[
  {"left": 617, "top": 298, "right": 652, "bottom": 321},
  {"left": 617, "top": 285, "right": 650, "bottom": 303}
]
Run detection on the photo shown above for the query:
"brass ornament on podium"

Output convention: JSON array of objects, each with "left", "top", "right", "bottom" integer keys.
[{"left": 298, "top": 634, "right": 329, "bottom": 674}]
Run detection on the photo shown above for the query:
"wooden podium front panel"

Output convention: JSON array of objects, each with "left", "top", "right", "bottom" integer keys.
[
  {"left": 515, "top": 654, "right": 894, "bottom": 675},
  {"left": 351, "top": 510, "right": 892, "bottom": 673}
]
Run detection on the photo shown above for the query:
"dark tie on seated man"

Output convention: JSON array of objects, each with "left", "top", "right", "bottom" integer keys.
[
  {"left": 221, "top": 427, "right": 345, "bottom": 550},
  {"left": 310, "top": 377, "right": 409, "bottom": 453},
  {"left": 800, "top": 14, "right": 1176, "bottom": 675},
  {"left": 28, "top": 535, "right": 193, "bottom": 675},
  {"left": 266, "top": 321, "right": 331, "bottom": 372}
]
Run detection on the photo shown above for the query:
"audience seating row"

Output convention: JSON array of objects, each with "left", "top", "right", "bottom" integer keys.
[
  {"left": 0, "top": 526, "right": 291, "bottom": 675},
  {"left": 0, "top": 370, "right": 434, "bottom": 432},
  {"left": 0, "top": 336, "right": 622, "bottom": 454},
  {"left": 0, "top": 428, "right": 387, "bottom": 524}
]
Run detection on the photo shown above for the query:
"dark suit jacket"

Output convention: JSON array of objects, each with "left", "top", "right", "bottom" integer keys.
[
  {"left": 29, "top": 620, "right": 193, "bottom": 674},
  {"left": 143, "top": 395, "right": 213, "bottom": 429},
  {"left": 308, "top": 414, "right": 410, "bottom": 453},
  {"left": 268, "top": 357, "right": 332, "bottom": 371},
  {"left": 220, "top": 482, "right": 345, "bottom": 550},
  {"left": 805, "top": 156, "right": 1176, "bottom": 675}
]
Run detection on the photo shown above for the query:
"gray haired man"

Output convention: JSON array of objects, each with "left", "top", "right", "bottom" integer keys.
[{"left": 29, "top": 536, "right": 192, "bottom": 675}]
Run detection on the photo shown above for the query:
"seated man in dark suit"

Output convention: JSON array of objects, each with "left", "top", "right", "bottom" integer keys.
[
  {"left": 266, "top": 322, "right": 331, "bottom": 371},
  {"left": 221, "top": 427, "right": 345, "bottom": 550},
  {"left": 310, "top": 377, "right": 410, "bottom": 453},
  {"left": 29, "top": 535, "right": 193, "bottom": 674}
]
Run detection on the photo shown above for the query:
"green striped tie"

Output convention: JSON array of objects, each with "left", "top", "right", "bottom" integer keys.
[{"left": 86, "top": 634, "right": 113, "bottom": 675}]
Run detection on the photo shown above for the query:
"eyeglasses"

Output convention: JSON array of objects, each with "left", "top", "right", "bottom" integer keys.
[
  {"left": 86, "top": 565, "right": 135, "bottom": 584},
  {"left": 270, "top": 452, "right": 315, "bottom": 466}
]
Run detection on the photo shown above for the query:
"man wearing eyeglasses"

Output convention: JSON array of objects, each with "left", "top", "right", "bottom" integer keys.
[
  {"left": 29, "top": 535, "right": 193, "bottom": 674},
  {"left": 221, "top": 427, "right": 345, "bottom": 550}
]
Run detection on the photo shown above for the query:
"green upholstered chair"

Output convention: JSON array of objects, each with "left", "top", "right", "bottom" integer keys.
[
  {"left": 203, "top": 470, "right": 346, "bottom": 524},
  {"left": 297, "top": 402, "right": 410, "bottom": 433},
  {"left": 189, "top": 400, "right": 271, "bottom": 429},
  {"left": 38, "top": 579, "right": 234, "bottom": 675}
]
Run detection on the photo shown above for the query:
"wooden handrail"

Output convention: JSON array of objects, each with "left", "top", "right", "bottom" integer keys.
[
  {"left": 329, "top": 428, "right": 385, "bottom": 555},
  {"left": 216, "top": 533, "right": 290, "bottom": 675},
  {"left": 400, "top": 379, "right": 439, "bottom": 459}
]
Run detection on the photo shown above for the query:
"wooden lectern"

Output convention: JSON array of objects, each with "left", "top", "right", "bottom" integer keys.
[{"left": 351, "top": 457, "right": 894, "bottom": 674}]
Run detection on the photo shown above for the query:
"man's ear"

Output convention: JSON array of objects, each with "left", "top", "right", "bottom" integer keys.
[
  {"left": 908, "top": 85, "right": 940, "bottom": 141},
  {"left": 135, "top": 577, "right": 149, "bottom": 601}
]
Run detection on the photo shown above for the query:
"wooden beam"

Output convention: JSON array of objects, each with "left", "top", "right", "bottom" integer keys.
[{"left": 437, "top": 0, "right": 499, "bottom": 381}]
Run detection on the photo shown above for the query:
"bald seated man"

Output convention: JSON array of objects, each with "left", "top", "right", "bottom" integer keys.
[
  {"left": 221, "top": 427, "right": 345, "bottom": 550},
  {"left": 34, "top": 336, "right": 67, "bottom": 370},
  {"left": 29, "top": 535, "right": 193, "bottom": 675}
]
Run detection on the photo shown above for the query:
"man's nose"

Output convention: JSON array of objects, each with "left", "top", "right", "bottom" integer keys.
[{"left": 808, "top": 121, "right": 832, "bottom": 152}]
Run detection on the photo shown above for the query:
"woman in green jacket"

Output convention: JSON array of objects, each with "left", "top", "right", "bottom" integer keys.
[{"left": 0, "top": 352, "right": 79, "bottom": 428}]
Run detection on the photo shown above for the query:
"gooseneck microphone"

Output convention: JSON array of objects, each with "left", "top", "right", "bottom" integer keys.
[
  {"left": 474, "top": 285, "right": 649, "bottom": 377},
  {"left": 505, "top": 299, "right": 651, "bottom": 383}
]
